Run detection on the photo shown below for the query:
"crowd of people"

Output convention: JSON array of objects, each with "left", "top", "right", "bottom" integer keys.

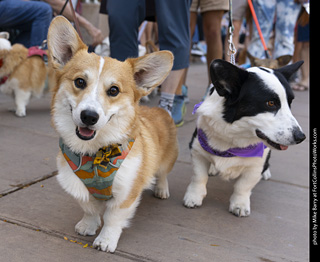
[{"left": 0, "top": 0, "right": 309, "bottom": 126}]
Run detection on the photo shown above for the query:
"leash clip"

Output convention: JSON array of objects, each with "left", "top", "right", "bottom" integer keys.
[{"left": 227, "top": 27, "right": 237, "bottom": 65}]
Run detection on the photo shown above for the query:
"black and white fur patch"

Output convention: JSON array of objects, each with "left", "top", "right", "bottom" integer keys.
[
  {"left": 208, "top": 59, "right": 305, "bottom": 150},
  {"left": 184, "top": 59, "right": 306, "bottom": 217}
]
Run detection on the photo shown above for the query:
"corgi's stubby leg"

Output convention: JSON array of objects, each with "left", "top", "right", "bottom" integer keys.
[
  {"left": 14, "top": 88, "right": 31, "bottom": 117},
  {"left": 154, "top": 167, "right": 171, "bottom": 199},
  {"left": 93, "top": 198, "right": 140, "bottom": 253},
  {"left": 56, "top": 153, "right": 102, "bottom": 235},
  {"left": 183, "top": 152, "right": 210, "bottom": 208},
  {"left": 154, "top": 142, "right": 178, "bottom": 199},
  {"left": 229, "top": 170, "right": 262, "bottom": 217},
  {"left": 76, "top": 198, "right": 104, "bottom": 236},
  {"left": 262, "top": 168, "right": 272, "bottom": 180}
]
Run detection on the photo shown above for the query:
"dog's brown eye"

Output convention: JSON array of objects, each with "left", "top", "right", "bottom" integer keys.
[
  {"left": 266, "top": 101, "right": 275, "bottom": 107},
  {"left": 74, "top": 78, "right": 86, "bottom": 89},
  {"left": 107, "top": 86, "right": 120, "bottom": 97}
]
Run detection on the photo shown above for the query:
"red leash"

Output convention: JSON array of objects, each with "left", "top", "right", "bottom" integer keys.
[{"left": 248, "top": 0, "right": 270, "bottom": 58}]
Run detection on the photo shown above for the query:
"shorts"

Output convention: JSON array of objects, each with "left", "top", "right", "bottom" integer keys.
[
  {"left": 297, "top": 23, "right": 309, "bottom": 42},
  {"left": 190, "top": 0, "right": 229, "bottom": 13},
  {"left": 228, "top": 0, "right": 247, "bottom": 21}
]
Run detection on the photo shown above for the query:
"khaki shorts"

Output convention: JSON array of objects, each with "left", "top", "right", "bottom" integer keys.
[{"left": 190, "top": 0, "right": 229, "bottom": 13}]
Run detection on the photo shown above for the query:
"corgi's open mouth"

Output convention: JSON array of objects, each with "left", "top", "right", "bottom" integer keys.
[
  {"left": 256, "top": 129, "right": 288, "bottom": 151},
  {"left": 76, "top": 126, "right": 96, "bottom": 141}
]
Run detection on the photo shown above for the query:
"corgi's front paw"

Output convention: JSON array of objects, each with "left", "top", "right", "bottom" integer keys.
[
  {"left": 154, "top": 178, "right": 170, "bottom": 199},
  {"left": 93, "top": 236, "right": 117, "bottom": 253},
  {"left": 183, "top": 184, "right": 206, "bottom": 208},
  {"left": 75, "top": 215, "right": 101, "bottom": 236},
  {"left": 15, "top": 109, "right": 26, "bottom": 117},
  {"left": 93, "top": 227, "right": 121, "bottom": 253},
  {"left": 229, "top": 194, "right": 250, "bottom": 217},
  {"left": 154, "top": 187, "right": 170, "bottom": 199}
]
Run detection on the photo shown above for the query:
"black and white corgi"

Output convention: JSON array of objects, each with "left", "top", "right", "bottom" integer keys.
[{"left": 184, "top": 59, "right": 306, "bottom": 217}]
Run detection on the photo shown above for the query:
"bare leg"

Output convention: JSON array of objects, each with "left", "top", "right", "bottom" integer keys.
[
  {"left": 161, "top": 69, "right": 185, "bottom": 95},
  {"left": 202, "top": 10, "right": 225, "bottom": 85}
]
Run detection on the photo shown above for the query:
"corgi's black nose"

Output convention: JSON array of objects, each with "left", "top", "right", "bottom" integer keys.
[
  {"left": 81, "top": 110, "right": 99, "bottom": 126},
  {"left": 293, "top": 127, "right": 306, "bottom": 144}
]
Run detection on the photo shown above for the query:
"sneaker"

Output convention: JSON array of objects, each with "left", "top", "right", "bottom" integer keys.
[
  {"left": 181, "top": 84, "right": 189, "bottom": 104},
  {"left": 191, "top": 43, "right": 205, "bottom": 56},
  {"left": 172, "top": 94, "right": 186, "bottom": 127}
]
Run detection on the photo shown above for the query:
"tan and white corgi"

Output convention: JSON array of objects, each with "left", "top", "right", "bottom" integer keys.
[
  {"left": 48, "top": 16, "right": 178, "bottom": 253},
  {"left": 0, "top": 35, "right": 49, "bottom": 117}
]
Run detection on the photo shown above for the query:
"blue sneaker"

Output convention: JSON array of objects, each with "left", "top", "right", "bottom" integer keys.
[
  {"left": 172, "top": 94, "right": 186, "bottom": 127},
  {"left": 181, "top": 84, "right": 189, "bottom": 104}
]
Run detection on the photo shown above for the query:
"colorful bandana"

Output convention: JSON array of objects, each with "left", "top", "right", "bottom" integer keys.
[{"left": 59, "top": 138, "right": 135, "bottom": 200}]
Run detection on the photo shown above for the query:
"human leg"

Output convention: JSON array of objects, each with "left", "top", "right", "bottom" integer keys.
[
  {"left": 273, "top": 0, "right": 300, "bottom": 59},
  {"left": 202, "top": 10, "right": 225, "bottom": 85},
  {"left": 155, "top": 0, "right": 191, "bottom": 121},
  {"left": 155, "top": 0, "right": 191, "bottom": 71},
  {"left": 247, "top": 0, "right": 276, "bottom": 58},
  {"left": 0, "top": 0, "right": 52, "bottom": 47}
]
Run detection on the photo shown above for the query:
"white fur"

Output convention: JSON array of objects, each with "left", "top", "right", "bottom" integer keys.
[
  {"left": 0, "top": 38, "right": 11, "bottom": 50},
  {"left": 71, "top": 58, "right": 112, "bottom": 132},
  {"left": 184, "top": 66, "right": 303, "bottom": 217},
  {"left": 0, "top": 78, "right": 34, "bottom": 117},
  {"left": 247, "top": 68, "right": 303, "bottom": 146},
  {"left": 52, "top": 66, "right": 135, "bottom": 155},
  {"left": 57, "top": 150, "right": 144, "bottom": 252}
]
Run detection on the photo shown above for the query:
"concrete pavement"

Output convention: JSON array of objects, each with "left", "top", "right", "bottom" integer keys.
[{"left": 0, "top": 61, "right": 309, "bottom": 262}]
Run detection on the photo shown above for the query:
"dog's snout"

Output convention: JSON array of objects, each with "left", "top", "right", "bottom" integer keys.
[
  {"left": 80, "top": 110, "right": 99, "bottom": 126},
  {"left": 293, "top": 127, "right": 306, "bottom": 144}
]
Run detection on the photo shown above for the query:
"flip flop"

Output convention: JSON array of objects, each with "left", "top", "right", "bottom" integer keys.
[{"left": 291, "top": 82, "right": 308, "bottom": 91}]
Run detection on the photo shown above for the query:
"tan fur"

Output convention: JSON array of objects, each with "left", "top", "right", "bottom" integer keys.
[
  {"left": 120, "top": 106, "right": 178, "bottom": 209},
  {"left": 247, "top": 51, "right": 292, "bottom": 69},
  {"left": 0, "top": 44, "right": 47, "bottom": 92},
  {"left": 48, "top": 16, "right": 178, "bottom": 252},
  {"left": 0, "top": 41, "right": 50, "bottom": 116}
]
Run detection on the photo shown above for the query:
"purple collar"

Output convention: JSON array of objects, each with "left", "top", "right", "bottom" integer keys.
[
  {"left": 197, "top": 128, "right": 266, "bottom": 158},
  {"left": 193, "top": 102, "right": 267, "bottom": 158}
]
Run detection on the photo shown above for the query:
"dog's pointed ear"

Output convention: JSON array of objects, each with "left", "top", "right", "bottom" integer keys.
[
  {"left": 274, "top": 60, "right": 304, "bottom": 81},
  {"left": 276, "top": 55, "right": 292, "bottom": 67},
  {"left": 247, "top": 51, "right": 259, "bottom": 65},
  {"left": 128, "top": 51, "right": 173, "bottom": 97},
  {"left": 47, "top": 16, "right": 87, "bottom": 68},
  {"left": 210, "top": 59, "right": 248, "bottom": 98}
]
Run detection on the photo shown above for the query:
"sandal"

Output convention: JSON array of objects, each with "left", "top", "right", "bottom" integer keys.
[{"left": 291, "top": 82, "right": 308, "bottom": 91}]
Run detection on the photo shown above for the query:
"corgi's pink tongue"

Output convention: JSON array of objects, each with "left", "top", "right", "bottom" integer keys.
[
  {"left": 280, "top": 145, "right": 288, "bottom": 150},
  {"left": 79, "top": 127, "right": 94, "bottom": 137}
]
